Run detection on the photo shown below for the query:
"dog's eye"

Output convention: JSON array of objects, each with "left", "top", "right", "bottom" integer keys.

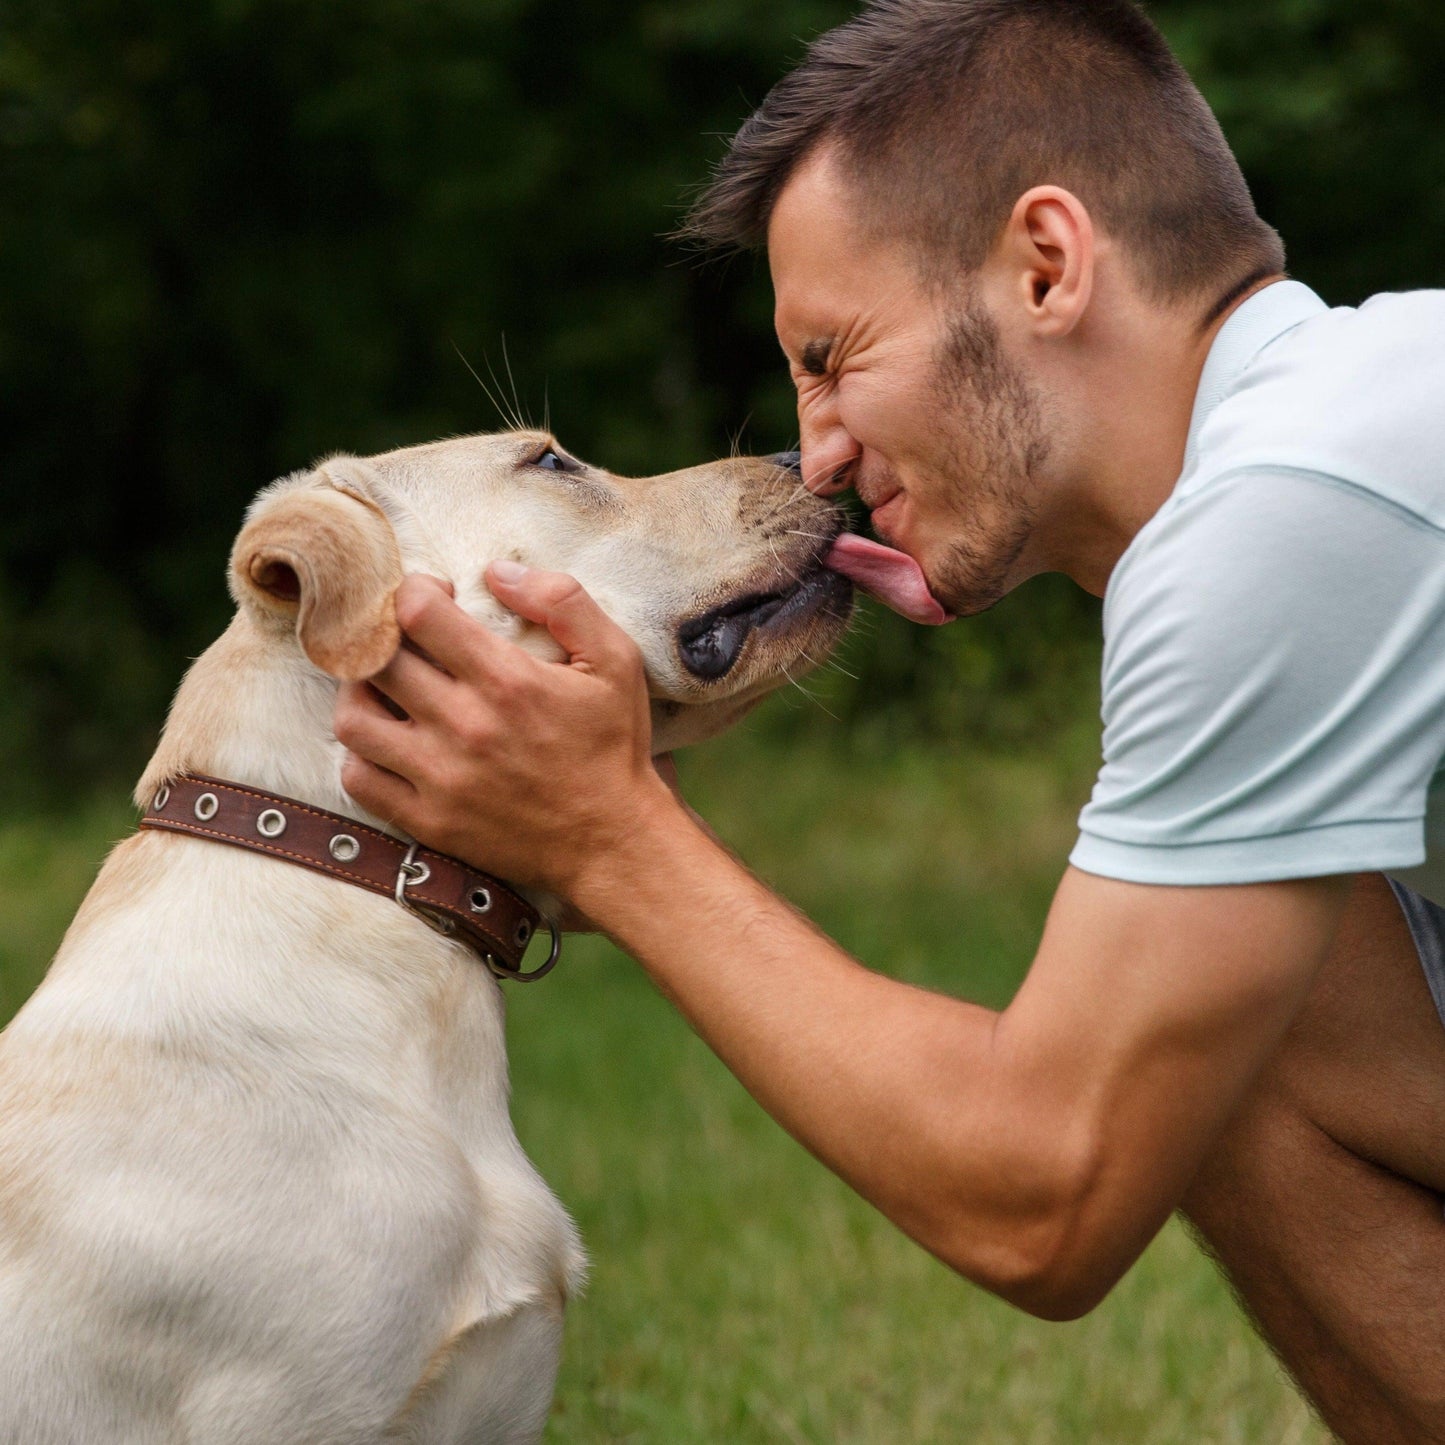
[{"left": 531, "top": 447, "right": 583, "bottom": 474}]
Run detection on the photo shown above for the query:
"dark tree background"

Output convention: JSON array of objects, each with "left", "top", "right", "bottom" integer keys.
[{"left": 2, "top": 0, "right": 1442, "bottom": 806}]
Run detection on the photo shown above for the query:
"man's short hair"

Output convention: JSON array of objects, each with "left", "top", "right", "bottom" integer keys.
[{"left": 685, "top": 0, "right": 1285, "bottom": 311}]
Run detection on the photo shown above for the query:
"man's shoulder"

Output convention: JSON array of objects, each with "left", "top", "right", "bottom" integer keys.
[
  {"left": 1080, "top": 289, "right": 1445, "bottom": 888},
  {"left": 1193, "top": 288, "right": 1445, "bottom": 525},
  {"left": 1258, "top": 287, "right": 1445, "bottom": 409}
]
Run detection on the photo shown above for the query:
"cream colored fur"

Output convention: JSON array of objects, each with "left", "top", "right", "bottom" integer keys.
[{"left": 0, "top": 432, "right": 848, "bottom": 1444}]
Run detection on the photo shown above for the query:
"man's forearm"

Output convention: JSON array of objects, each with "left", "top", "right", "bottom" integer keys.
[
  {"left": 336, "top": 576, "right": 1347, "bottom": 1322},
  {"left": 570, "top": 786, "right": 1086, "bottom": 1304}
]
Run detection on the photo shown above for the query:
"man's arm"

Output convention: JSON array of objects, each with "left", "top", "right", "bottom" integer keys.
[{"left": 336, "top": 569, "right": 1346, "bottom": 1319}]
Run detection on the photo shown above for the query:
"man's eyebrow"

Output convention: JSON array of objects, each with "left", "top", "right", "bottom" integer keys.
[{"left": 800, "top": 338, "right": 834, "bottom": 376}]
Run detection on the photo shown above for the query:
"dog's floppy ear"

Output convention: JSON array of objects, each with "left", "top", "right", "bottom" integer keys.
[{"left": 229, "top": 466, "right": 404, "bottom": 681}]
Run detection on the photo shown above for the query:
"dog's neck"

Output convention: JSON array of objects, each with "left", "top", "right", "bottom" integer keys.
[
  {"left": 136, "top": 614, "right": 378, "bottom": 829},
  {"left": 134, "top": 612, "right": 567, "bottom": 922}
]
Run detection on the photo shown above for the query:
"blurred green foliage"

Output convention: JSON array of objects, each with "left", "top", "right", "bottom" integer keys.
[{"left": 2, "top": 0, "right": 1442, "bottom": 805}]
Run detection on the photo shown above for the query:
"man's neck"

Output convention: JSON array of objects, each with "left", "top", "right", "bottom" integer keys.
[{"left": 1028, "top": 272, "right": 1285, "bottom": 598}]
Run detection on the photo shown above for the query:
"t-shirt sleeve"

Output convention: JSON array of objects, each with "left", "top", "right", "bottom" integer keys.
[{"left": 1072, "top": 468, "right": 1445, "bottom": 886}]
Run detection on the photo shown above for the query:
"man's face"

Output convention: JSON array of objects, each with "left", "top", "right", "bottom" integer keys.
[{"left": 769, "top": 152, "right": 1051, "bottom": 617}]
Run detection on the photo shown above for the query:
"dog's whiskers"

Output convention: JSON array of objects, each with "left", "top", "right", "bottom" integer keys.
[
  {"left": 500, "top": 335, "right": 531, "bottom": 431},
  {"left": 452, "top": 342, "right": 520, "bottom": 433},
  {"left": 779, "top": 661, "right": 839, "bottom": 720},
  {"left": 759, "top": 478, "right": 811, "bottom": 527},
  {"left": 483, "top": 347, "right": 527, "bottom": 433}
]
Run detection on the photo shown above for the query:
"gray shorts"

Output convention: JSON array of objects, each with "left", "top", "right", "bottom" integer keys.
[{"left": 1388, "top": 877, "right": 1445, "bottom": 1029}]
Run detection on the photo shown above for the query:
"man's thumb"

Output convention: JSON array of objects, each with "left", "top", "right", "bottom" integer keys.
[{"left": 485, "top": 561, "right": 631, "bottom": 671}]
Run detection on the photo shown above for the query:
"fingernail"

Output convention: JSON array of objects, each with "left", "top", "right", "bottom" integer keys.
[{"left": 490, "top": 559, "right": 530, "bottom": 585}]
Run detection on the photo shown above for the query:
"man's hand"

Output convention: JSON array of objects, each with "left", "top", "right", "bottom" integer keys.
[{"left": 334, "top": 565, "right": 679, "bottom": 897}]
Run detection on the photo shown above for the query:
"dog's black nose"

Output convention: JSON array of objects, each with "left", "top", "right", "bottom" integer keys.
[{"left": 769, "top": 451, "right": 803, "bottom": 475}]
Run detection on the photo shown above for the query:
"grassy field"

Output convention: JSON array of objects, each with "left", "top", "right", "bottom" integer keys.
[{"left": 0, "top": 716, "right": 1327, "bottom": 1443}]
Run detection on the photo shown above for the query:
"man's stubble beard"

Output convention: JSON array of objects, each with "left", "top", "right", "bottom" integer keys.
[{"left": 928, "top": 298, "right": 1052, "bottom": 618}]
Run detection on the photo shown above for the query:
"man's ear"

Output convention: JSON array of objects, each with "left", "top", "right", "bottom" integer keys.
[
  {"left": 229, "top": 466, "right": 404, "bottom": 680},
  {"left": 997, "top": 185, "right": 1095, "bottom": 339}
]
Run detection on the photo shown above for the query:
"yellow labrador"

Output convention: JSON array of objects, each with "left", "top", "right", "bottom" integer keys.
[{"left": 0, "top": 432, "right": 851, "bottom": 1444}]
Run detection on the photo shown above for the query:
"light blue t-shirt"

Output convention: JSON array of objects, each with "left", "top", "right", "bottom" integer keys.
[{"left": 1072, "top": 280, "right": 1445, "bottom": 904}]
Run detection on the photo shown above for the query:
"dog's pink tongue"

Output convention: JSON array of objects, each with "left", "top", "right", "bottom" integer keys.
[{"left": 825, "top": 534, "right": 952, "bottom": 625}]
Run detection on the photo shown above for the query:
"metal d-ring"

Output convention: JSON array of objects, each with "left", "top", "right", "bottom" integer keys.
[{"left": 489, "top": 913, "right": 562, "bottom": 983}]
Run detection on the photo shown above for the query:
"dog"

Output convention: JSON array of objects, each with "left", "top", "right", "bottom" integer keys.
[{"left": 0, "top": 431, "right": 851, "bottom": 1444}]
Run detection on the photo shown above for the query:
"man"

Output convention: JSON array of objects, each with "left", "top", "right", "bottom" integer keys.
[{"left": 334, "top": 1, "right": 1445, "bottom": 1438}]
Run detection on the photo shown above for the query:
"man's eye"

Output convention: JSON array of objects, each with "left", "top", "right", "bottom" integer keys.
[{"left": 532, "top": 447, "right": 582, "bottom": 473}]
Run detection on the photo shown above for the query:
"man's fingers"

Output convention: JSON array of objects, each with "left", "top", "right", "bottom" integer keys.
[
  {"left": 486, "top": 561, "right": 639, "bottom": 675},
  {"left": 334, "top": 682, "right": 425, "bottom": 783},
  {"left": 367, "top": 645, "right": 454, "bottom": 724},
  {"left": 339, "top": 750, "right": 418, "bottom": 828},
  {"left": 393, "top": 574, "right": 514, "bottom": 684}
]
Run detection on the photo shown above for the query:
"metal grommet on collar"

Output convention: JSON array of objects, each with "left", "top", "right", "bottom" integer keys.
[
  {"left": 469, "top": 887, "right": 493, "bottom": 915},
  {"left": 153, "top": 785, "right": 171, "bottom": 811},
  {"left": 329, "top": 833, "right": 360, "bottom": 862},
  {"left": 194, "top": 792, "right": 219, "bottom": 822},
  {"left": 256, "top": 808, "right": 287, "bottom": 838},
  {"left": 514, "top": 919, "right": 532, "bottom": 949}
]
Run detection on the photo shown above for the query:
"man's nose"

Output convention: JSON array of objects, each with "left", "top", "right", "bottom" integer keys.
[
  {"left": 796, "top": 384, "right": 861, "bottom": 495},
  {"left": 769, "top": 451, "right": 803, "bottom": 475},
  {"left": 799, "top": 433, "right": 860, "bottom": 497}
]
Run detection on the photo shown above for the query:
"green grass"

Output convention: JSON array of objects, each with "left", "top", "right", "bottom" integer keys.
[{"left": 0, "top": 722, "right": 1325, "bottom": 1443}]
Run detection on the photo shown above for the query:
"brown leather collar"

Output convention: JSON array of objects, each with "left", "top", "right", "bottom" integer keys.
[{"left": 139, "top": 774, "right": 559, "bottom": 982}]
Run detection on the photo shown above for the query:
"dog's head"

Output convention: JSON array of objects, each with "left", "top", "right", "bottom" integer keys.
[{"left": 227, "top": 431, "right": 852, "bottom": 751}]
